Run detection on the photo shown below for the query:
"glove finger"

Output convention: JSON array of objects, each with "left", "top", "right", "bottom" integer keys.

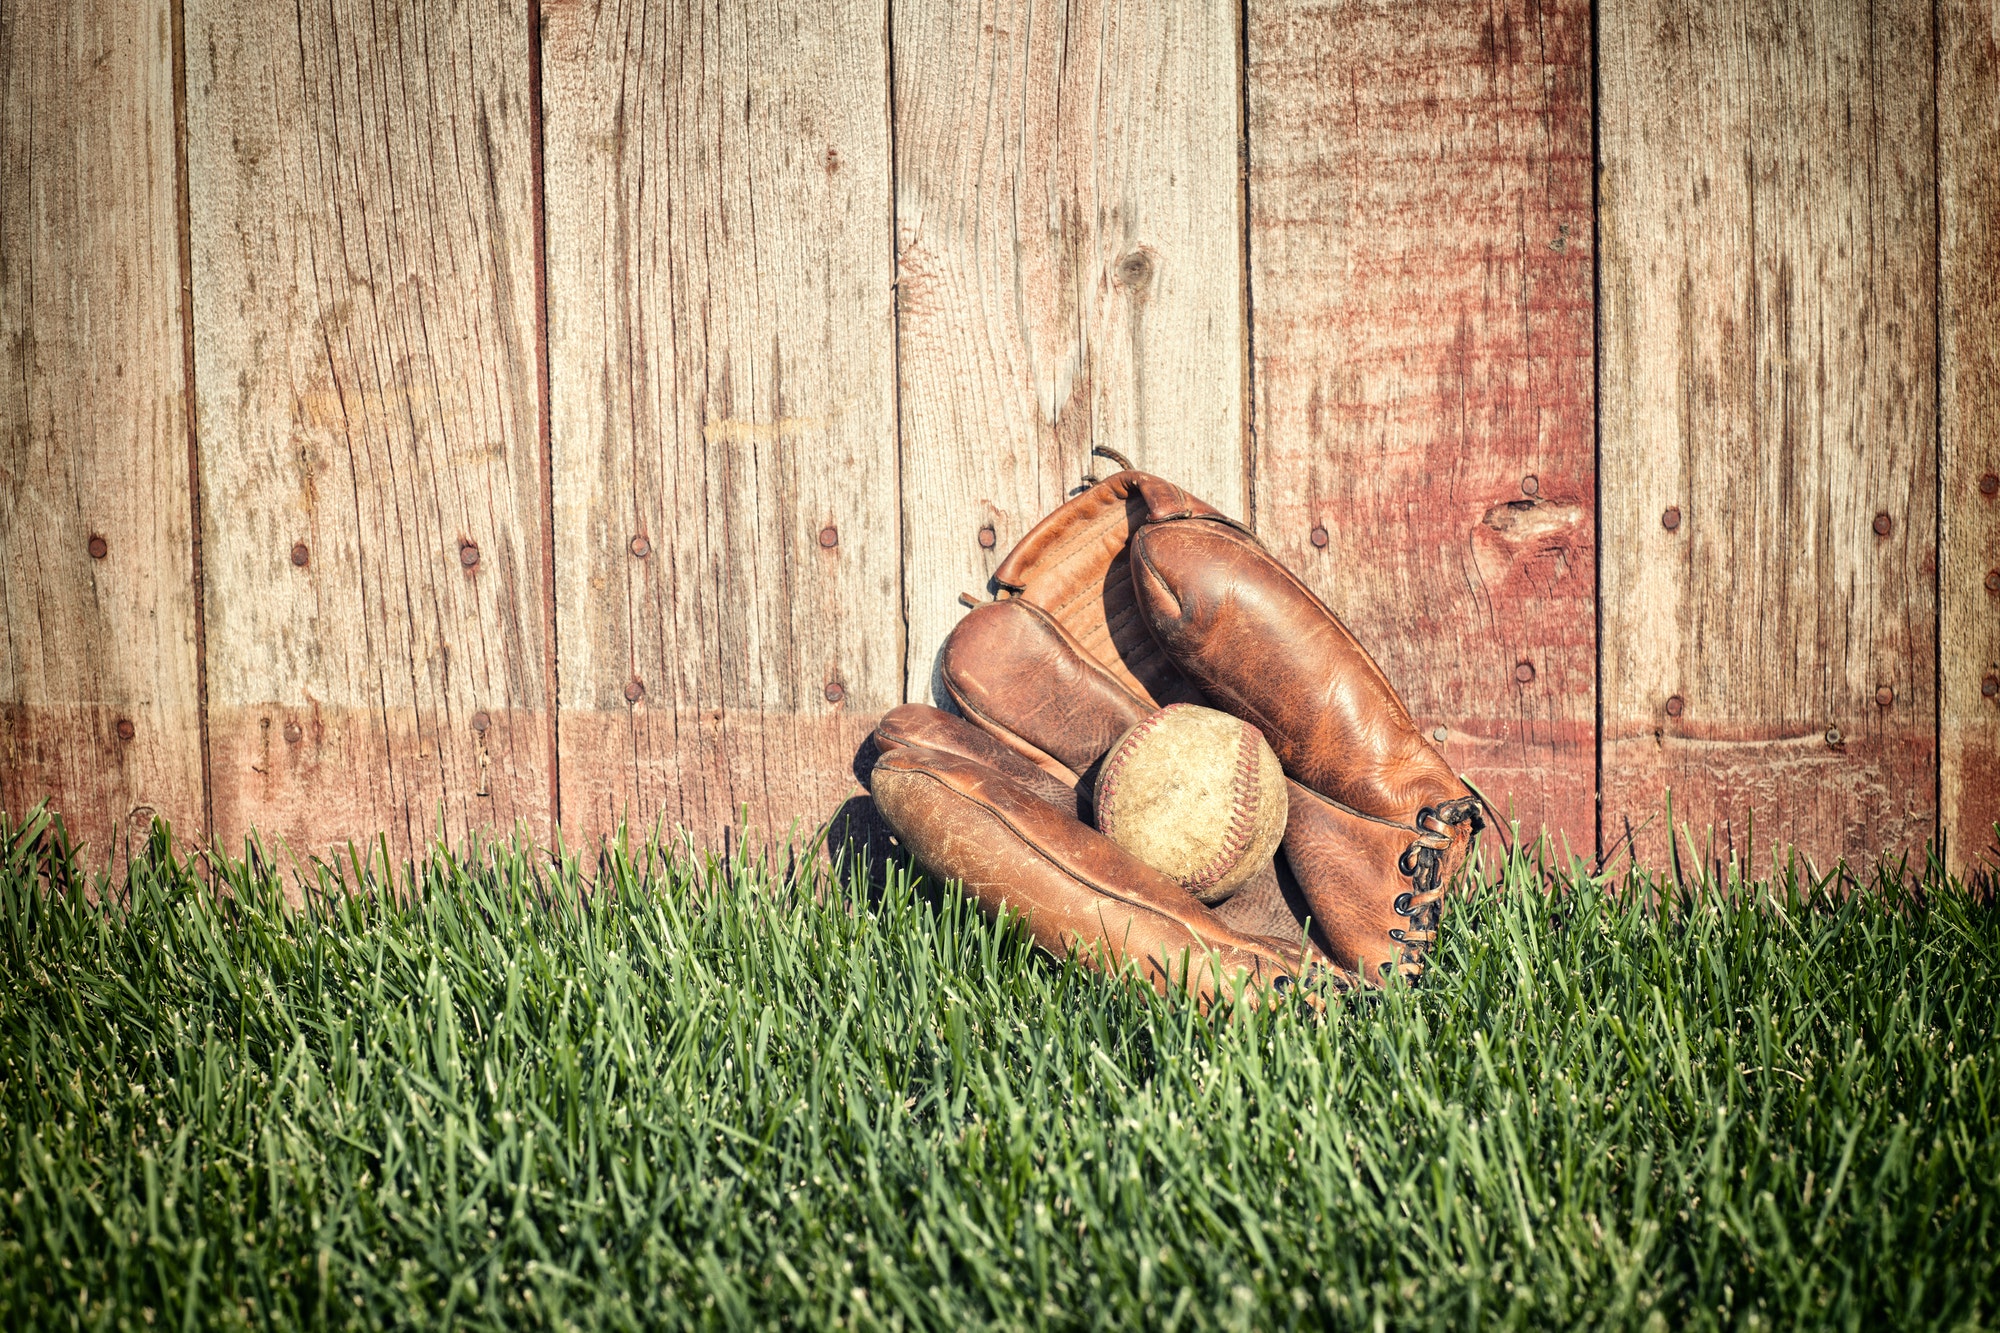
[
  {"left": 1129, "top": 514, "right": 1466, "bottom": 825},
  {"left": 991, "top": 470, "right": 1221, "bottom": 710},
  {"left": 941, "top": 598, "right": 1151, "bottom": 776},
  {"left": 871, "top": 702, "right": 1080, "bottom": 820},
  {"left": 870, "top": 745, "right": 1318, "bottom": 1005}
]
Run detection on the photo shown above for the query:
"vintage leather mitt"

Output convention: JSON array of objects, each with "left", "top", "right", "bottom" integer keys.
[{"left": 863, "top": 469, "right": 1483, "bottom": 995}]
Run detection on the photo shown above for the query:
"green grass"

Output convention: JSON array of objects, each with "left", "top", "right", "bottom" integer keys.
[{"left": 1, "top": 807, "right": 1995, "bottom": 1332}]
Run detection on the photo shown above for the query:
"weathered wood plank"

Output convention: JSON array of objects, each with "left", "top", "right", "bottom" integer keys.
[
  {"left": 1244, "top": 0, "right": 1596, "bottom": 852},
  {"left": 0, "top": 0, "right": 206, "bottom": 860},
  {"left": 542, "top": 0, "right": 901, "bottom": 850},
  {"left": 1599, "top": 0, "right": 1936, "bottom": 871},
  {"left": 894, "top": 0, "right": 1249, "bottom": 704},
  {"left": 185, "top": 0, "right": 554, "bottom": 862},
  {"left": 1940, "top": 0, "right": 2000, "bottom": 880}
]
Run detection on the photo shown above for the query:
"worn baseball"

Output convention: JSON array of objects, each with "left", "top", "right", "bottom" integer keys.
[{"left": 1092, "top": 703, "right": 1288, "bottom": 904}]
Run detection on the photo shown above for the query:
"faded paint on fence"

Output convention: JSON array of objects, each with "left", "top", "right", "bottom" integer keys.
[
  {"left": 1599, "top": 0, "right": 1939, "bottom": 869},
  {"left": 1, "top": 0, "right": 1994, "bottom": 877}
]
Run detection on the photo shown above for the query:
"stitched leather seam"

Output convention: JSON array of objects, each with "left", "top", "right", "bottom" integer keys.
[
  {"left": 943, "top": 690, "right": 1078, "bottom": 783},
  {"left": 1184, "top": 720, "right": 1262, "bottom": 895},
  {"left": 1025, "top": 511, "right": 1135, "bottom": 606},
  {"left": 1093, "top": 704, "right": 1176, "bottom": 842},
  {"left": 1287, "top": 780, "right": 1421, "bottom": 836},
  {"left": 892, "top": 764, "right": 1208, "bottom": 933}
]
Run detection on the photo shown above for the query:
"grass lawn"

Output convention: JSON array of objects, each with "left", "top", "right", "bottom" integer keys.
[{"left": 1, "top": 808, "right": 1995, "bottom": 1331}]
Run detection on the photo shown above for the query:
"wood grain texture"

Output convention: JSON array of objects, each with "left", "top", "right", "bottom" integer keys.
[
  {"left": 0, "top": 0, "right": 205, "bottom": 860},
  {"left": 1940, "top": 0, "right": 2000, "bottom": 879},
  {"left": 1599, "top": 0, "right": 1937, "bottom": 870},
  {"left": 185, "top": 0, "right": 553, "bottom": 863},
  {"left": 542, "top": 0, "right": 900, "bottom": 850},
  {"left": 894, "top": 0, "right": 1248, "bottom": 705},
  {"left": 1244, "top": 0, "right": 1596, "bottom": 851}
]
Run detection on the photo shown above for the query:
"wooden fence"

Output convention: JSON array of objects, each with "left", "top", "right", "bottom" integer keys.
[{"left": 2, "top": 0, "right": 1994, "bottom": 876}]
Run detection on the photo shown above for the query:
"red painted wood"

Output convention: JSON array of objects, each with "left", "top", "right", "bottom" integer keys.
[{"left": 1244, "top": 0, "right": 1598, "bottom": 855}]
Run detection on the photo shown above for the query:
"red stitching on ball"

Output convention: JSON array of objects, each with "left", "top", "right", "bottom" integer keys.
[
  {"left": 1184, "top": 718, "right": 1264, "bottom": 896},
  {"left": 1095, "top": 704, "right": 1179, "bottom": 841}
]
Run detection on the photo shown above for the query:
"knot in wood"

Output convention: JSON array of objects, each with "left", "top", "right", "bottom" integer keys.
[{"left": 1114, "top": 249, "right": 1155, "bottom": 291}]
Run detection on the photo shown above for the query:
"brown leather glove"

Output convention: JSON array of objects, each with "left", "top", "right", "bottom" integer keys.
[
  {"left": 865, "top": 703, "right": 1320, "bottom": 1008},
  {"left": 941, "top": 470, "right": 1483, "bottom": 984}
]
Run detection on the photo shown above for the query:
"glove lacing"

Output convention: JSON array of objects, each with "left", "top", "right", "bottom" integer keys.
[{"left": 1389, "top": 797, "right": 1485, "bottom": 978}]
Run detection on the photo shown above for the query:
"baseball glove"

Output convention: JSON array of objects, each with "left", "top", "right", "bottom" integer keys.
[{"left": 863, "top": 468, "right": 1483, "bottom": 994}]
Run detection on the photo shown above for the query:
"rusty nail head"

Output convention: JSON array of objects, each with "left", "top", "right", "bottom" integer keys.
[
  {"left": 1985, "top": 674, "right": 1999, "bottom": 698},
  {"left": 1986, "top": 569, "right": 2000, "bottom": 593},
  {"left": 460, "top": 542, "right": 480, "bottom": 568},
  {"left": 1662, "top": 505, "right": 1682, "bottom": 531},
  {"left": 1310, "top": 524, "right": 1329, "bottom": 549},
  {"left": 88, "top": 535, "right": 108, "bottom": 560},
  {"left": 629, "top": 534, "right": 651, "bottom": 558},
  {"left": 291, "top": 542, "right": 310, "bottom": 567},
  {"left": 1431, "top": 725, "right": 1448, "bottom": 743},
  {"left": 624, "top": 678, "right": 645, "bottom": 703},
  {"left": 1825, "top": 726, "right": 1843, "bottom": 747},
  {"left": 1514, "top": 661, "right": 1535, "bottom": 684},
  {"left": 1521, "top": 474, "right": 1540, "bottom": 497},
  {"left": 824, "top": 680, "right": 846, "bottom": 704},
  {"left": 1875, "top": 686, "right": 1894, "bottom": 708},
  {"left": 471, "top": 710, "right": 491, "bottom": 733},
  {"left": 1981, "top": 472, "right": 1999, "bottom": 497},
  {"left": 1666, "top": 694, "right": 1685, "bottom": 717},
  {"left": 283, "top": 720, "right": 303, "bottom": 743},
  {"left": 115, "top": 718, "right": 135, "bottom": 741},
  {"left": 978, "top": 525, "right": 997, "bottom": 550},
  {"left": 1872, "top": 512, "right": 1893, "bottom": 537},
  {"left": 819, "top": 525, "right": 839, "bottom": 549}
]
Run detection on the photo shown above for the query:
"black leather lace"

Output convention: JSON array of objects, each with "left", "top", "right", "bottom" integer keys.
[{"left": 1387, "top": 797, "right": 1485, "bottom": 978}]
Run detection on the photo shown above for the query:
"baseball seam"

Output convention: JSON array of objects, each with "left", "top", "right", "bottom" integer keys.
[
  {"left": 1184, "top": 720, "right": 1263, "bottom": 896},
  {"left": 1094, "top": 704, "right": 1178, "bottom": 842}
]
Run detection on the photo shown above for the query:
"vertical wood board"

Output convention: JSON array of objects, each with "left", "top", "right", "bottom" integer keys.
[
  {"left": 1244, "top": 0, "right": 1597, "bottom": 851},
  {"left": 893, "top": 0, "right": 1249, "bottom": 704},
  {"left": 543, "top": 0, "right": 901, "bottom": 849},
  {"left": 1940, "top": 0, "right": 2000, "bottom": 878},
  {"left": 185, "top": 0, "right": 554, "bottom": 863},
  {"left": 1598, "top": 0, "right": 1937, "bottom": 869},
  {"left": 0, "top": 0, "right": 205, "bottom": 859}
]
